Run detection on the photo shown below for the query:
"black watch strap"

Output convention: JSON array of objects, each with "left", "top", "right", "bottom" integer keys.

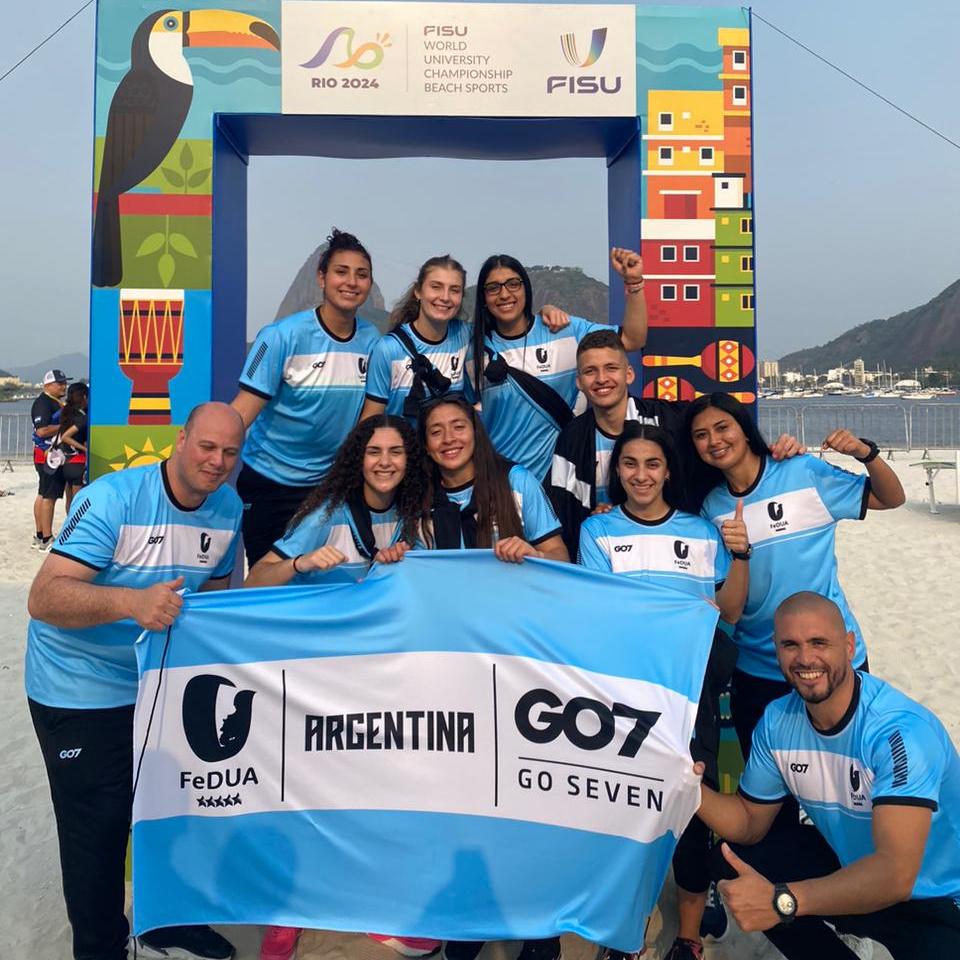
[
  {"left": 773, "top": 882, "right": 798, "bottom": 924},
  {"left": 855, "top": 438, "right": 879, "bottom": 464},
  {"left": 731, "top": 544, "right": 752, "bottom": 561}
]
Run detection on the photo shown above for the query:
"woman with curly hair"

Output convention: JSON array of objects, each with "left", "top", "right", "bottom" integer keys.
[
  {"left": 421, "top": 394, "right": 568, "bottom": 563},
  {"left": 244, "top": 414, "right": 423, "bottom": 588}
]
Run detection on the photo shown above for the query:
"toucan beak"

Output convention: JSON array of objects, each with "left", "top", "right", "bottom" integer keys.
[{"left": 184, "top": 9, "right": 280, "bottom": 51}]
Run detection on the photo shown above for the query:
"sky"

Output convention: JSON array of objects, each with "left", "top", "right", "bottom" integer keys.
[{"left": 2, "top": 0, "right": 959, "bottom": 367}]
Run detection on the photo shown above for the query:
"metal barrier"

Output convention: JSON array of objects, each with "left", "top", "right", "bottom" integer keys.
[
  {"left": 758, "top": 405, "right": 801, "bottom": 443},
  {"left": 0, "top": 413, "right": 34, "bottom": 461},
  {"left": 909, "top": 404, "right": 960, "bottom": 451}
]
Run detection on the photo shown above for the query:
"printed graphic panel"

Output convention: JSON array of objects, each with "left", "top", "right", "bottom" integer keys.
[{"left": 282, "top": 2, "right": 637, "bottom": 116}]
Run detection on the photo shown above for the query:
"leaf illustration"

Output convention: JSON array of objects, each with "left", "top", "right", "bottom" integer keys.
[
  {"left": 161, "top": 167, "right": 185, "bottom": 188},
  {"left": 169, "top": 233, "right": 198, "bottom": 258},
  {"left": 135, "top": 233, "right": 165, "bottom": 258},
  {"left": 158, "top": 252, "right": 176, "bottom": 286},
  {"left": 180, "top": 141, "right": 194, "bottom": 171},
  {"left": 188, "top": 167, "right": 211, "bottom": 189}
]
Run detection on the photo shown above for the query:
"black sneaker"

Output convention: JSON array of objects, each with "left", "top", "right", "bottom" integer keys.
[
  {"left": 133, "top": 925, "right": 235, "bottom": 960},
  {"left": 516, "top": 939, "right": 561, "bottom": 960},
  {"left": 663, "top": 939, "right": 703, "bottom": 960},
  {"left": 699, "top": 880, "right": 729, "bottom": 943}
]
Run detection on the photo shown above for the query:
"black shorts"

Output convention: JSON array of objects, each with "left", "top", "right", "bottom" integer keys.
[
  {"left": 62, "top": 461, "right": 87, "bottom": 486},
  {"left": 236, "top": 462, "right": 314, "bottom": 569},
  {"left": 36, "top": 463, "right": 66, "bottom": 500}
]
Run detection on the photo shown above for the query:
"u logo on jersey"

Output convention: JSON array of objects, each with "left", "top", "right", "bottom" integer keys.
[
  {"left": 450, "top": 355, "right": 460, "bottom": 373},
  {"left": 358, "top": 357, "right": 368, "bottom": 375},
  {"left": 767, "top": 501, "right": 784, "bottom": 521},
  {"left": 673, "top": 540, "right": 689, "bottom": 560},
  {"left": 849, "top": 763, "right": 866, "bottom": 807},
  {"left": 535, "top": 347, "right": 550, "bottom": 367}
]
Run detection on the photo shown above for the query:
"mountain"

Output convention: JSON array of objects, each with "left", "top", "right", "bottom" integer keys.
[
  {"left": 274, "top": 243, "right": 389, "bottom": 331},
  {"left": 7, "top": 352, "right": 89, "bottom": 385},
  {"left": 461, "top": 265, "right": 609, "bottom": 323},
  {"left": 779, "top": 278, "right": 960, "bottom": 372}
]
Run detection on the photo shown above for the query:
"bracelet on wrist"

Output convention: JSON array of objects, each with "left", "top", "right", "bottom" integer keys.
[
  {"left": 292, "top": 554, "right": 303, "bottom": 574},
  {"left": 624, "top": 281, "right": 645, "bottom": 294}
]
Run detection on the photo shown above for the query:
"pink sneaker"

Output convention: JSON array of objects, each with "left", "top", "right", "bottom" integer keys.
[
  {"left": 367, "top": 935, "right": 442, "bottom": 957},
  {"left": 260, "top": 926, "right": 301, "bottom": 960}
]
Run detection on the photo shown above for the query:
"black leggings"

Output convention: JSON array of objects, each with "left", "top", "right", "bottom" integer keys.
[{"left": 236, "top": 462, "right": 313, "bottom": 569}]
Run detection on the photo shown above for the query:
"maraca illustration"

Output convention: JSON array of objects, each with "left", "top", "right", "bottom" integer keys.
[
  {"left": 118, "top": 289, "right": 185, "bottom": 424},
  {"left": 643, "top": 375, "right": 755, "bottom": 404},
  {"left": 642, "top": 339, "right": 755, "bottom": 384}
]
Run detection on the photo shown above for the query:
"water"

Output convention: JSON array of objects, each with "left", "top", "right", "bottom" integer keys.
[{"left": 4, "top": 395, "right": 960, "bottom": 458}]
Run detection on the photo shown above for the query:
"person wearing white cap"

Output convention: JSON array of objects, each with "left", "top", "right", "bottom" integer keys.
[{"left": 31, "top": 369, "right": 70, "bottom": 549}]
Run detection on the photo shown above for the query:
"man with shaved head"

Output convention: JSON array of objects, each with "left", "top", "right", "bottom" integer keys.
[
  {"left": 26, "top": 402, "right": 245, "bottom": 960},
  {"left": 691, "top": 591, "right": 960, "bottom": 958}
]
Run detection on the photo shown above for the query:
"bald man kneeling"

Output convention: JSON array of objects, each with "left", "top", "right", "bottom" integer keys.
[{"left": 694, "top": 591, "right": 960, "bottom": 959}]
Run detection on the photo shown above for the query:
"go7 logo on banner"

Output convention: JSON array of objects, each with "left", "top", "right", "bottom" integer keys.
[{"left": 515, "top": 689, "right": 660, "bottom": 757}]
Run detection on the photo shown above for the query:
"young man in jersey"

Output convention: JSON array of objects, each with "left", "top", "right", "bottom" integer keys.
[
  {"left": 549, "top": 330, "right": 689, "bottom": 557},
  {"left": 231, "top": 230, "right": 380, "bottom": 568},
  {"left": 468, "top": 249, "right": 648, "bottom": 483},
  {"left": 26, "top": 402, "right": 246, "bottom": 960},
  {"left": 695, "top": 592, "right": 960, "bottom": 959},
  {"left": 31, "top": 368, "right": 70, "bottom": 549}
]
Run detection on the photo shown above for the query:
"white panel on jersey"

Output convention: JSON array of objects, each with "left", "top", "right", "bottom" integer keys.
[
  {"left": 284, "top": 351, "right": 368, "bottom": 389},
  {"left": 389, "top": 352, "right": 466, "bottom": 389},
  {"left": 773, "top": 748, "right": 874, "bottom": 816},
  {"left": 714, "top": 488, "right": 834, "bottom": 546},
  {"left": 552, "top": 454, "right": 592, "bottom": 509},
  {"left": 114, "top": 524, "right": 234, "bottom": 571},
  {"left": 500, "top": 337, "right": 579, "bottom": 378},
  {"left": 321, "top": 520, "right": 397, "bottom": 563},
  {"left": 597, "top": 533, "right": 717, "bottom": 579}
]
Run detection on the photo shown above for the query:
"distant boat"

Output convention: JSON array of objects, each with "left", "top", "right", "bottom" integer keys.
[{"left": 903, "top": 391, "right": 936, "bottom": 400}]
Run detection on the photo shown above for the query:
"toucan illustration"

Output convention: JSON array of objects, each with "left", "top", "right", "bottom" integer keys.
[{"left": 92, "top": 9, "right": 280, "bottom": 287}]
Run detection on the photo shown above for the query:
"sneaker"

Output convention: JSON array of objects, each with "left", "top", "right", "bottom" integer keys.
[
  {"left": 699, "top": 881, "right": 729, "bottom": 943},
  {"left": 663, "top": 939, "right": 703, "bottom": 960},
  {"left": 133, "top": 925, "right": 235, "bottom": 960},
  {"left": 368, "top": 936, "right": 441, "bottom": 958},
  {"left": 259, "top": 927, "right": 301, "bottom": 960},
  {"left": 596, "top": 949, "right": 644, "bottom": 960},
  {"left": 38, "top": 536, "right": 55, "bottom": 552},
  {"left": 31, "top": 533, "right": 42, "bottom": 548}
]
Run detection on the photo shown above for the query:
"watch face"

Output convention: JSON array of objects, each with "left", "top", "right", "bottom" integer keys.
[{"left": 776, "top": 891, "right": 797, "bottom": 916}]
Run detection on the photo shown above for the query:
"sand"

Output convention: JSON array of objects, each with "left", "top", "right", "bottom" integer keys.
[{"left": 2, "top": 452, "right": 957, "bottom": 959}]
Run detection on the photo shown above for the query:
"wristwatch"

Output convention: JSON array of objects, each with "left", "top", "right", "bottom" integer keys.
[
  {"left": 731, "top": 544, "right": 752, "bottom": 561},
  {"left": 772, "top": 883, "right": 798, "bottom": 924},
  {"left": 855, "top": 438, "right": 880, "bottom": 464}
]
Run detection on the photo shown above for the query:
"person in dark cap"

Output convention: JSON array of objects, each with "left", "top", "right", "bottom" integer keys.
[{"left": 31, "top": 369, "right": 70, "bottom": 550}]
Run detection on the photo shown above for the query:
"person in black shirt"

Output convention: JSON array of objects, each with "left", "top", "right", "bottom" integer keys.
[
  {"left": 31, "top": 369, "right": 69, "bottom": 549},
  {"left": 59, "top": 382, "right": 90, "bottom": 513}
]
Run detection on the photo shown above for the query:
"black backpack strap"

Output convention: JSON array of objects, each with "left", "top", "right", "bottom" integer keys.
[
  {"left": 430, "top": 484, "right": 477, "bottom": 549},
  {"left": 482, "top": 343, "right": 573, "bottom": 430},
  {"left": 346, "top": 490, "right": 379, "bottom": 560},
  {"left": 391, "top": 326, "right": 452, "bottom": 418}
]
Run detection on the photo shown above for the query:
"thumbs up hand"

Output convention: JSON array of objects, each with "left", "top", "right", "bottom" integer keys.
[
  {"left": 721, "top": 499, "right": 750, "bottom": 556},
  {"left": 716, "top": 843, "right": 781, "bottom": 931}
]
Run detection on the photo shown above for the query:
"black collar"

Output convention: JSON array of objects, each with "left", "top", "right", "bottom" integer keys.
[
  {"left": 160, "top": 460, "right": 203, "bottom": 513},
  {"left": 727, "top": 454, "right": 767, "bottom": 497},
  {"left": 315, "top": 306, "right": 357, "bottom": 343},
  {"left": 807, "top": 672, "right": 862, "bottom": 737},
  {"left": 621, "top": 504, "right": 675, "bottom": 527}
]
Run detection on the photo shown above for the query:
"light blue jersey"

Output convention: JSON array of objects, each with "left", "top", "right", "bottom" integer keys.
[
  {"left": 440, "top": 464, "right": 561, "bottom": 548},
  {"left": 701, "top": 455, "right": 869, "bottom": 680},
  {"left": 239, "top": 309, "right": 380, "bottom": 485},
  {"left": 468, "top": 315, "right": 609, "bottom": 480},
  {"left": 741, "top": 672, "right": 960, "bottom": 900},
  {"left": 273, "top": 500, "right": 404, "bottom": 583},
  {"left": 594, "top": 428, "right": 618, "bottom": 506},
  {"left": 25, "top": 463, "right": 242, "bottom": 709},
  {"left": 365, "top": 319, "right": 470, "bottom": 419},
  {"left": 578, "top": 506, "right": 729, "bottom": 601}
]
